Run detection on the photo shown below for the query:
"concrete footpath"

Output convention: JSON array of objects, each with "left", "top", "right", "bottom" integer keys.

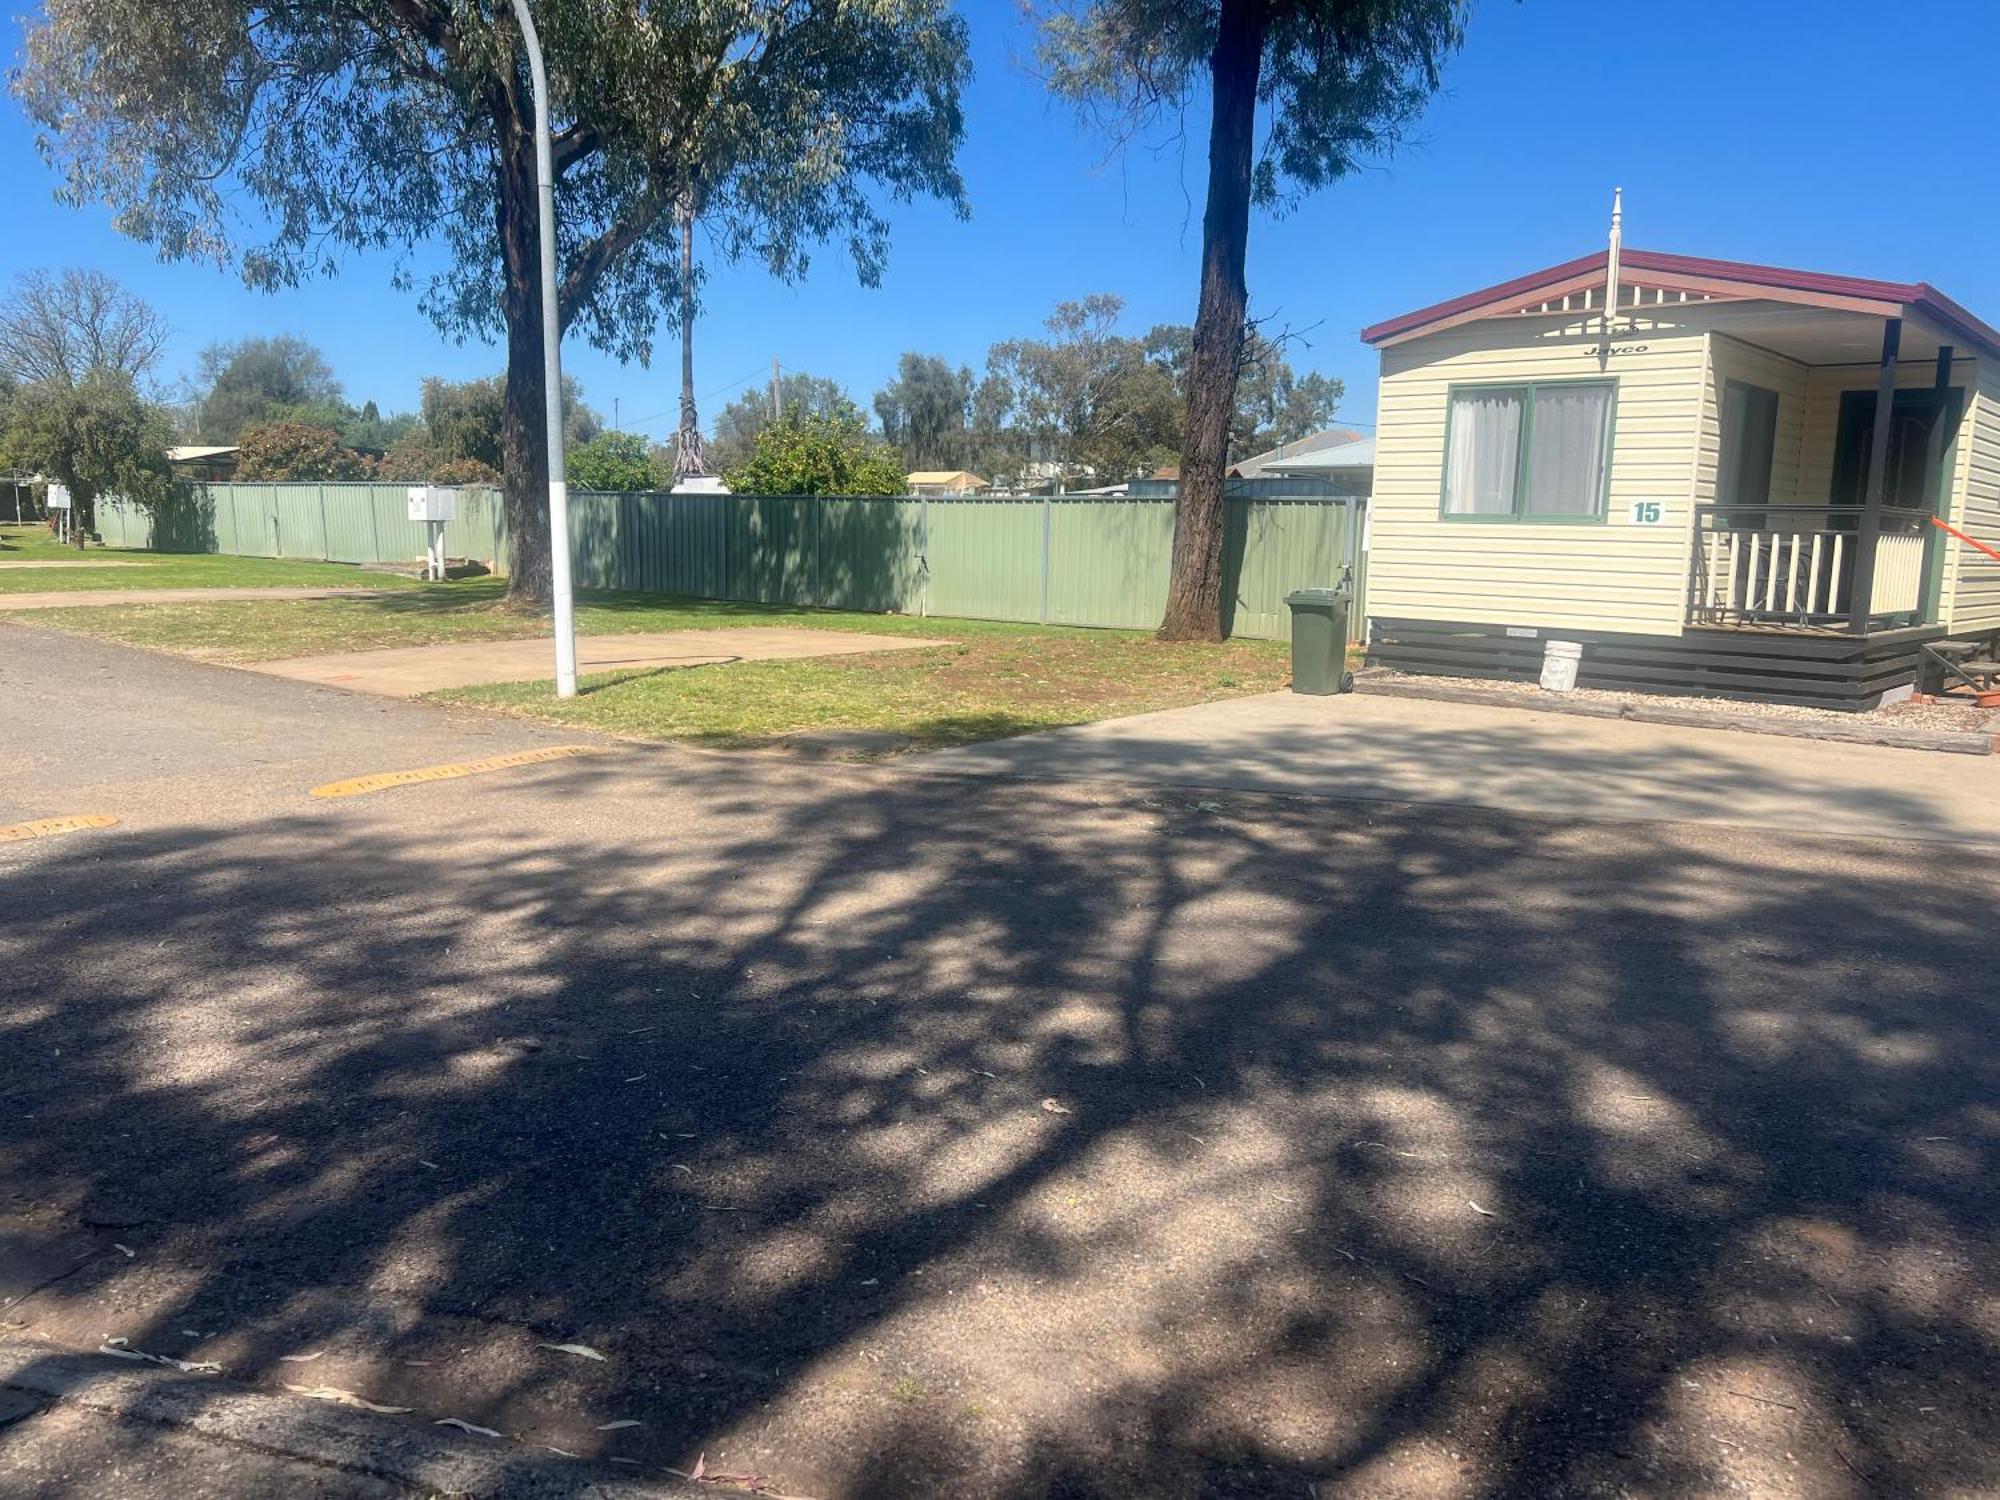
[
  {"left": 906, "top": 688, "right": 2000, "bottom": 846},
  {"left": 246, "top": 627, "right": 948, "bottom": 696}
]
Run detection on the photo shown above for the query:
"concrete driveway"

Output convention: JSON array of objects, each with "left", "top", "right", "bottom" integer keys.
[
  {"left": 3, "top": 623, "right": 1995, "bottom": 1498},
  {"left": 907, "top": 689, "right": 2000, "bottom": 846}
]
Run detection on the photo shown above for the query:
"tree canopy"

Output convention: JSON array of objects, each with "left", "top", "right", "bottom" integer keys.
[
  {"left": 2, "top": 371, "right": 175, "bottom": 544},
  {"left": 234, "top": 420, "right": 372, "bottom": 482},
  {"left": 869, "top": 296, "right": 1345, "bottom": 487},
  {"left": 0, "top": 268, "right": 170, "bottom": 390},
  {"left": 723, "top": 410, "right": 904, "bottom": 496},
  {"left": 568, "top": 430, "right": 665, "bottom": 492},
  {"left": 193, "top": 336, "right": 346, "bottom": 444},
  {"left": 16, "top": 0, "right": 972, "bottom": 604},
  {"left": 710, "top": 373, "right": 862, "bottom": 475}
]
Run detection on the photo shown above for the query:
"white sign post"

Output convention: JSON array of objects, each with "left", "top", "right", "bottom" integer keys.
[
  {"left": 45, "top": 483, "right": 72, "bottom": 545},
  {"left": 406, "top": 486, "right": 458, "bottom": 581}
]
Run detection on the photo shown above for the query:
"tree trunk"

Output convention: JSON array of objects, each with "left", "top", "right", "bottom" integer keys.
[
  {"left": 673, "top": 194, "right": 709, "bottom": 481},
  {"left": 496, "top": 108, "right": 552, "bottom": 608},
  {"left": 1157, "top": 0, "right": 1266, "bottom": 643}
]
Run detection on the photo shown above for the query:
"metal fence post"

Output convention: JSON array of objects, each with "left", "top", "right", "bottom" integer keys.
[{"left": 1040, "top": 495, "right": 1052, "bottom": 624}]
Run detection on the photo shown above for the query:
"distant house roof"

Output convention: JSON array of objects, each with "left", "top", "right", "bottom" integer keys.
[
  {"left": 671, "top": 475, "right": 730, "bottom": 495},
  {"left": 167, "top": 445, "right": 241, "bottom": 463},
  {"left": 1359, "top": 248, "right": 2000, "bottom": 358},
  {"left": 1262, "top": 436, "right": 1374, "bottom": 475},
  {"left": 906, "top": 470, "right": 987, "bottom": 488},
  {"left": 1229, "top": 427, "right": 1363, "bottom": 479}
]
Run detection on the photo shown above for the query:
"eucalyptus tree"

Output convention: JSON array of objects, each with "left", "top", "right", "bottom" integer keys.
[
  {"left": 1039, "top": 0, "right": 1467, "bottom": 639},
  {"left": 16, "top": 1, "right": 971, "bottom": 605}
]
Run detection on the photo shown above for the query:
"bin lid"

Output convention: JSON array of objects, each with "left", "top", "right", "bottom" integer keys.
[{"left": 1285, "top": 587, "right": 1349, "bottom": 605}]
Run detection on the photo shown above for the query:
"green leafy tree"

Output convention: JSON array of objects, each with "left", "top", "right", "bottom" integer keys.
[
  {"left": 709, "top": 373, "right": 862, "bottom": 475},
  {"left": 194, "top": 336, "right": 346, "bottom": 443},
  {"left": 1040, "top": 0, "right": 1466, "bottom": 638},
  {"left": 873, "top": 354, "right": 975, "bottom": 471},
  {"left": 234, "top": 420, "right": 371, "bottom": 481},
  {"left": 2, "top": 371, "right": 175, "bottom": 546},
  {"left": 724, "top": 411, "right": 905, "bottom": 496},
  {"left": 986, "top": 295, "right": 1183, "bottom": 483},
  {"left": 16, "top": 2, "right": 971, "bottom": 609},
  {"left": 569, "top": 430, "right": 664, "bottom": 492}
]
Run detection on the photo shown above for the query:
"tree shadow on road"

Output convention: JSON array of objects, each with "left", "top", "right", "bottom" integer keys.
[{"left": 0, "top": 738, "right": 1995, "bottom": 1497}]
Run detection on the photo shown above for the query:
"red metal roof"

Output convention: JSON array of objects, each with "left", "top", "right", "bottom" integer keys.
[{"left": 1359, "top": 248, "right": 2000, "bottom": 357}]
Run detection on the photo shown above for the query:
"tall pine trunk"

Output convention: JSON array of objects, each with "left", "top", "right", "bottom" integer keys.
[
  {"left": 673, "top": 193, "right": 708, "bottom": 481},
  {"left": 495, "top": 108, "right": 552, "bottom": 609},
  {"left": 1157, "top": 0, "right": 1266, "bottom": 643}
]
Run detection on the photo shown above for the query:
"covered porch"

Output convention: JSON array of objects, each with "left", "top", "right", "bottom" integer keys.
[{"left": 1684, "top": 303, "right": 1969, "bottom": 636}]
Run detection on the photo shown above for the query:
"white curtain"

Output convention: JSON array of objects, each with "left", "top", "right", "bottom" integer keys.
[
  {"left": 1444, "top": 389, "right": 1524, "bottom": 515},
  {"left": 1524, "top": 385, "right": 1612, "bottom": 517}
]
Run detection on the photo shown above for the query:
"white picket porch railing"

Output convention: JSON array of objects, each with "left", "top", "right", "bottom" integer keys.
[{"left": 1688, "top": 506, "right": 1931, "bottom": 628}]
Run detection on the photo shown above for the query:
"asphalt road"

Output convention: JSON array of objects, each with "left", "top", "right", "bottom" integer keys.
[{"left": 2, "top": 622, "right": 1996, "bottom": 1498}]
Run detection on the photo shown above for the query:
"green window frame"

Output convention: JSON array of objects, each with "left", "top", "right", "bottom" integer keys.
[{"left": 1438, "top": 378, "right": 1617, "bottom": 523}]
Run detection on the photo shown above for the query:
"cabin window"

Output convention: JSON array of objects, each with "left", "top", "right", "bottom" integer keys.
[
  {"left": 1442, "top": 380, "right": 1613, "bottom": 521},
  {"left": 1718, "top": 381, "right": 1778, "bottom": 513}
]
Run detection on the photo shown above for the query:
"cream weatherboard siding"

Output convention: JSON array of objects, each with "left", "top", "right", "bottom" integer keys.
[
  {"left": 1370, "top": 318, "right": 1708, "bottom": 636},
  {"left": 1948, "top": 362, "right": 2000, "bottom": 631}
]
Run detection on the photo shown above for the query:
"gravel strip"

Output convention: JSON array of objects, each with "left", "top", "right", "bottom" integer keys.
[{"left": 1362, "top": 671, "right": 1998, "bottom": 732}]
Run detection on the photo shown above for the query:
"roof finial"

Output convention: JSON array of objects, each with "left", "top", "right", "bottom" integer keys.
[{"left": 1604, "top": 187, "right": 1624, "bottom": 330}]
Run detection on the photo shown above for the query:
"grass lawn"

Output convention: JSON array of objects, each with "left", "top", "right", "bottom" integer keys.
[
  {"left": 9, "top": 574, "right": 1296, "bottom": 752},
  {"left": 438, "top": 629, "right": 1291, "bottom": 750},
  {"left": 0, "top": 524, "right": 418, "bottom": 592}
]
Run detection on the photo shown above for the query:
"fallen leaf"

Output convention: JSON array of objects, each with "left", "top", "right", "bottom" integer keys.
[
  {"left": 110, "top": 1244, "right": 135, "bottom": 1258},
  {"left": 537, "top": 1342, "right": 607, "bottom": 1362},
  {"left": 278, "top": 1351, "right": 327, "bottom": 1363},
  {"left": 596, "top": 1419, "right": 644, "bottom": 1431},
  {"left": 610, "top": 1457, "right": 642, "bottom": 1466},
  {"left": 1467, "top": 1200, "right": 1498, "bottom": 1217},
  {"left": 1039, "top": 1098, "right": 1071, "bottom": 1115},
  {"left": 285, "top": 1385, "right": 411, "bottom": 1415},
  {"left": 691, "top": 1453, "right": 707, "bottom": 1481},
  {"left": 435, "top": 1417, "right": 501, "bottom": 1438},
  {"left": 545, "top": 1445, "right": 580, "bottom": 1458},
  {"left": 99, "top": 1340, "right": 221, "bottom": 1374}
]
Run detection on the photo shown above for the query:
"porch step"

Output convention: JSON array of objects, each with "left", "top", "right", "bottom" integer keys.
[{"left": 1929, "top": 639, "right": 1985, "bottom": 659}]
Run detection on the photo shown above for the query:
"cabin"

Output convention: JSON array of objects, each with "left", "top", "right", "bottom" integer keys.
[{"left": 1359, "top": 248, "right": 2000, "bottom": 709}]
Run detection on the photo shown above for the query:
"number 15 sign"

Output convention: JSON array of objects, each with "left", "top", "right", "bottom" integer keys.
[{"left": 1628, "top": 501, "right": 1667, "bottom": 525}]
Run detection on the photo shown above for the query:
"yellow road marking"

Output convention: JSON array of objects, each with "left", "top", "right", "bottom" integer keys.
[
  {"left": 0, "top": 813, "right": 119, "bottom": 844},
  {"left": 310, "top": 745, "right": 602, "bottom": 800}
]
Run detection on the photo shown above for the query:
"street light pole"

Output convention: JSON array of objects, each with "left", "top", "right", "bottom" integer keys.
[{"left": 508, "top": 0, "right": 578, "bottom": 698}]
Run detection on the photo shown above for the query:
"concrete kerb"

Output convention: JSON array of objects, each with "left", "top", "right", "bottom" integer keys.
[
  {"left": 1351, "top": 671, "right": 1997, "bottom": 756},
  {"left": 0, "top": 1338, "right": 702, "bottom": 1497}
]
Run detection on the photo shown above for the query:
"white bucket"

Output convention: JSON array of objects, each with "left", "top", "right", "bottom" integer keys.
[{"left": 1539, "top": 639, "right": 1582, "bottom": 693}]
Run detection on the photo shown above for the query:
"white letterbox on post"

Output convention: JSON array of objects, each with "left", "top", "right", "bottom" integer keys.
[
  {"left": 406, "top": 486, "right": 457, "bottom": 580},
  {"left": 406, "top": 485, "right": 458, "bottom": 523}
]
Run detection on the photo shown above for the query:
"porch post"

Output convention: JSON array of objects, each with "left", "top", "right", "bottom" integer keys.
[
  {"left": 1847, "top": 317, "right": 1900, "bottom": 633},
  {"left": 1917, "top": 345, "right": 1955, "bottom": 623}
]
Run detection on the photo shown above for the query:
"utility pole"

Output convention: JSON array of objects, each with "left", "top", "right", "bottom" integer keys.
[
  {"left": 613, "top": 396, "right": 620, "bottom": 433},
  {"left": 507, "top": 0, "right": 577, "bottom": 699},
  {"left": 771, "top": 358, "right": 782, "bottom": 421}
]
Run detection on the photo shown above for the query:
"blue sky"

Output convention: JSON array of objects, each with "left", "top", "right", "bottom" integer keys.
[{"left": 4, "top": 0, "right": 1998, "bottom": 441}]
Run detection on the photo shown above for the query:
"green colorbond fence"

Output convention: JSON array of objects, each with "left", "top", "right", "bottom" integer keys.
[{"left": 98, "top": 483, "right": 1363, "bottom": 642}]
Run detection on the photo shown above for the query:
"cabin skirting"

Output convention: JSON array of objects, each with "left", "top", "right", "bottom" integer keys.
[{"left": 1365, "top": 617, "right": 1948, "bottom": 711}]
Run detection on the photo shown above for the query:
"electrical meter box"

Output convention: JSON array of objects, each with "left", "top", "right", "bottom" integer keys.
[{"left": 406, "top": 485, "right": 457, "bottom": 523}]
